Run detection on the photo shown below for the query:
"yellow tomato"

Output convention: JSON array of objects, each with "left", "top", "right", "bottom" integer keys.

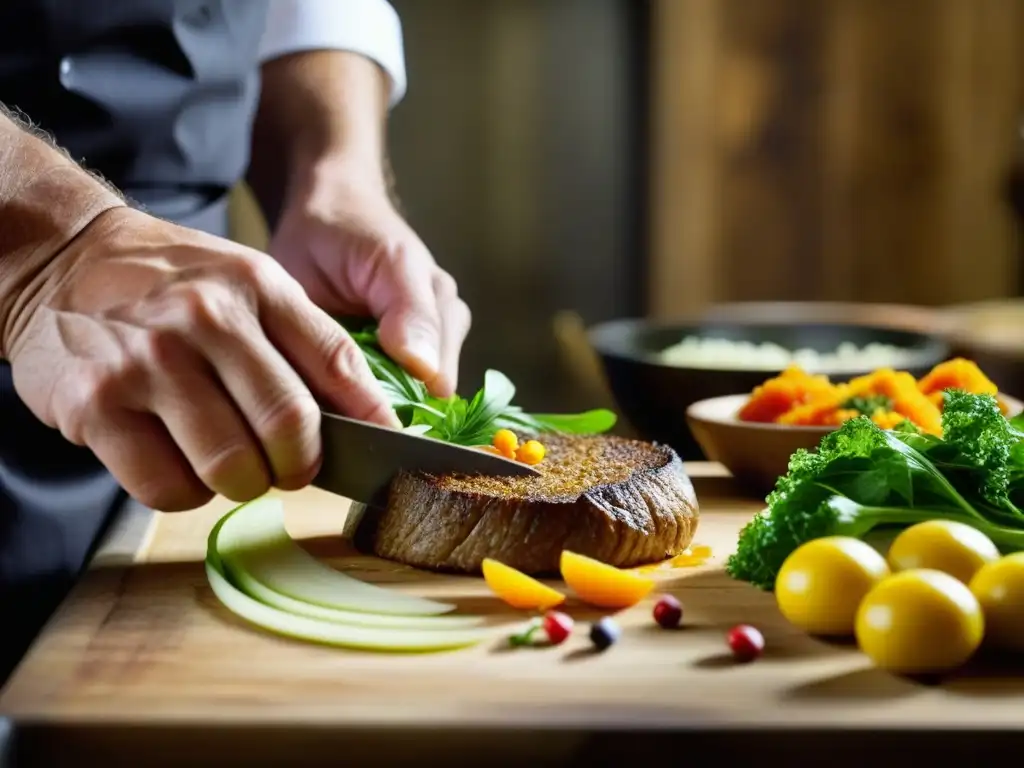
[
  {"left": 774, "top": 536, "right": 890, "bottom": 636},
  {"left": 887, "top": 520, "right": 999, "bottom": 584},
  {"left": 855, "top": 569, "right": 984, "bottom": 675},
  {"left": 969, "top": 552, "right": 1024, "bottom": 653}
]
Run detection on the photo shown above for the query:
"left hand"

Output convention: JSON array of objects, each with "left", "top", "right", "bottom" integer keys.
[{"left": 268, "top": 164, "right": 470, "bottom": 398}]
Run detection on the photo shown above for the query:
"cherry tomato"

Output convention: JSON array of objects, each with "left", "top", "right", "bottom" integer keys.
[
  {"left": 727, "top": 624, "right": 764, "bottom": 662},
  {"left": 653, "top": 595, "right": 683, "bottom": 628},
  {"left": 542, "top": 611, "right": 574, "bottom": 645}
]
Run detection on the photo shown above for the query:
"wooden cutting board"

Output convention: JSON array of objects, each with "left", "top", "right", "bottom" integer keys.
[{"left": 2, "top": 465, "right": 1024, "bottom": 765}]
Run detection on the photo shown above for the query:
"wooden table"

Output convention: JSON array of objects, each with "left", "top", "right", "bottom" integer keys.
[{"left": 2, "top": 464, "right": 1023, "bottom": 766}]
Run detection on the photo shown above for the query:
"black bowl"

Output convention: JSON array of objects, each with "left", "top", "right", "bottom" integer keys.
[{"left": 587, "top": 318, "right": 951, "bottom": 460}]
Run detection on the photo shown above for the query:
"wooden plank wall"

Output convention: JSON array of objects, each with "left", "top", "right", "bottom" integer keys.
[{"left": 649, "top": 0, "right": 1024, "bottom": 318}]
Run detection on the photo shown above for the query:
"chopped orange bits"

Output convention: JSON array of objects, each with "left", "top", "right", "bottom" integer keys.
[
  {"left": 737, "top": 359, "right": 1005, "bottom": 436},
  {"left": 918, "top": 358, "right": 1000, "bottom": 413},
  {"left": 738, "top": 366, "right": 836, "bottom": 423},
  {"left": 482, "top": 558, "right": 566, "bottom": 610},
  {"left": 515, "top": 439, "right": 546, "bottom": 465},
  {"left": 491, "top": 428, "right": 519, "bottom": 459},
  {"left": 560, "top": 550, "right": 655, "bottom": 609}
]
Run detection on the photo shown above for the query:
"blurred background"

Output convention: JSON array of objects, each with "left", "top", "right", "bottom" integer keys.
[{"left": 232, "top": 0, "right": 1024, "bottom": 420}]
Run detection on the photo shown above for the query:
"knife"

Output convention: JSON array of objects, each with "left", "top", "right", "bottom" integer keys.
[{"left": 313, "top": 411, "right": 542, "bottom": 505}]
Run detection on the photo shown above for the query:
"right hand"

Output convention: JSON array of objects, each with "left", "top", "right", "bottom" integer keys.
[{"left": 4, "top": 206, "right": 400, "bottom": 512}]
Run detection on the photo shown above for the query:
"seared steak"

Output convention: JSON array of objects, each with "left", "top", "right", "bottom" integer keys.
[{"left": 342, "top": 434, "right": 699, "bottom": 575}]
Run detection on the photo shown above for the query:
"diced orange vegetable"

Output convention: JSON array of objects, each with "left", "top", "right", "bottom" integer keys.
[
  {"left": 918, "top": 359, "right": 1000, "bottom": 410},
  {"left": 482, "top": 558, "right": 565, "bottom": 610},
  {"left": 560, "top": 550, "right": 655, "bottom": 609},
  {"left": 739, "top": 366, "right": 836, "bottom": 423}
]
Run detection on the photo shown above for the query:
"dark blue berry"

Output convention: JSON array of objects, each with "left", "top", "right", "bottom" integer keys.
[{"left": 589, "top": 616, "right": 621, "bottom": 651}]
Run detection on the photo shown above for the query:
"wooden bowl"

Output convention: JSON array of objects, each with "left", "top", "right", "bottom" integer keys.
[{"left": 687, "top": 393, "right": 1024, "bottom": 499}]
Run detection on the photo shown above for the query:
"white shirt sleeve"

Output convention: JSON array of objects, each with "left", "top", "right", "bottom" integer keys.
[{"left": 258, "top": 0, "right": 407, "bottom": 108}]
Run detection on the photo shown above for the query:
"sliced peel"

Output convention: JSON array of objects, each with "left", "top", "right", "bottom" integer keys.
[{"left": 215, "top": 496, "right": 454, "bottom": 617}]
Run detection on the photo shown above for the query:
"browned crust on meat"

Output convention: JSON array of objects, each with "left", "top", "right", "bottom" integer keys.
[{"left": 343, "top": 434, "right": 699, "bottom": 575}]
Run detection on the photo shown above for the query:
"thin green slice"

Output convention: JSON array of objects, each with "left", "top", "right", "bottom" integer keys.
[
  {"left": 214, "top": 496, "right": 456, "bottom": 616},
  {"left": 204, "top": 558, "right": 489, "bottom": 652},
  {"left": 224, "top": 563, "right": 484, "bottom": 629}
]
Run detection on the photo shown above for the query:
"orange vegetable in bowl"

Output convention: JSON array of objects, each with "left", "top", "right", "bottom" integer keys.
[
  {"left": 738, "top": 366, "right": 836, "bottom": 423},
  {"left": 482, "top": 558, "right": 566, "bottom": 610},
  {"left": 560, "top": 550, "right": 655, "bottom": 609}
]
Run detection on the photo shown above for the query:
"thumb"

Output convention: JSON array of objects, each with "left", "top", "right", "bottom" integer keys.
[{"left": 357, "top": 246, "right": 443, "bottom": 387}]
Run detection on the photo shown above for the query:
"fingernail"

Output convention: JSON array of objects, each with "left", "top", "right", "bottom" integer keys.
[{"left": 405, "top": 330, "right": 440, "bottom": 375}]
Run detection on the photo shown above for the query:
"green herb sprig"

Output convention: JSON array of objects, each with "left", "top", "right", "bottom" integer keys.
[{"left": 346, "top": 322, "right": 616, "bottom": 446}]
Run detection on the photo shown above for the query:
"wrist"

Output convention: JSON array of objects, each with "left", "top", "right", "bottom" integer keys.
[
  {"left": 0, "top": 141, "right": 126, "bottom": 358},
  {"left": 283, "top": 150, "right": 390, "bottom": 219}
]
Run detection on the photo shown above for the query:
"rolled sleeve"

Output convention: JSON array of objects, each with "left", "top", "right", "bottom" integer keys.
[{"left": 259, "top": 0, "right": 407, "bottom": 107}]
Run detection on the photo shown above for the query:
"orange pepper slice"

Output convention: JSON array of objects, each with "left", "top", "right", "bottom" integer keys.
[
  {"left": 482, "top": 558, "right": 566, "bottom": 610},
  {"left": 560, "top": 550, "right": 655, "bottom": 609}
]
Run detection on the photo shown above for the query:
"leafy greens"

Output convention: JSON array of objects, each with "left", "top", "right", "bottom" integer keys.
[
  {"left": 345, "top": 322, "right": 616, "bottom": 446},
  {"left": 727, "top": 389, "right": 1024, "bottom": 591}
]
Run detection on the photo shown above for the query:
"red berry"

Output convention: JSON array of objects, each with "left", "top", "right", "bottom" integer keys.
[
  {"left": 542, "top": 611, "right": 574, "bottom": 645},
  {"left": 652, "top": 595, "right": 683, "bottom": 628},
  {"left": 727, "top": 624, "right": 764, "bottom": 662}
]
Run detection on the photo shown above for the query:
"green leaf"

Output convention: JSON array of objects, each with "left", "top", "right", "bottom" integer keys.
[{"left": 340, "top": 319, "right": 620, "bottom": 446}]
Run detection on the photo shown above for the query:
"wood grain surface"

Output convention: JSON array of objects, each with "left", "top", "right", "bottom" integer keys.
[
  {"left": 2, "top": 466, "right": 1023, "bottom": 765},
  {"left": 649, "top": 0, "right": 1024, "bottom": 316}
]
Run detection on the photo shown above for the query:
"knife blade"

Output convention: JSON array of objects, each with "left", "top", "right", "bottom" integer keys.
[{"left": 313, "top": 411, "right": 542, "bottom": 505}]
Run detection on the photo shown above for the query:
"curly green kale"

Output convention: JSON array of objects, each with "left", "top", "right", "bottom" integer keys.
[{"left": 727, "top": 395, "right": 1024, "bottom": 591}]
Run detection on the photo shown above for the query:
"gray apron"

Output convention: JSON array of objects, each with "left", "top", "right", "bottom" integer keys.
[{"left": 0, "top": 0, "right": 269, "bottom": 683}]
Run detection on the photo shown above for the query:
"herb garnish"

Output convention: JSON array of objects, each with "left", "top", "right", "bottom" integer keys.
[
  {"left": 345, "top": 322, "right": 616, "bottom": 446},
  {"left": 841, "top": 394, "right": 893, "bottom": 416}
]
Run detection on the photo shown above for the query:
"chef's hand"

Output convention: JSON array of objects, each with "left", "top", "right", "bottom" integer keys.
[
  {"left": 4, "top": 206, "right": 399, "bottom": 512},
  {"left": 268, "top": 166, "right": 471, "bottom": 398}
]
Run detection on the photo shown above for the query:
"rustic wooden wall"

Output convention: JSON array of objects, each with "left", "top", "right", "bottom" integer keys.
[{"left": 649, "top": 0, "right": 1024, "bottom": 318}]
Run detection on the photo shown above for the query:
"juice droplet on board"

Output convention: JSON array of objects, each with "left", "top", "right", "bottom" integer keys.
[{"left": 632, "top": 545, "right": 713, "bottom": 574}]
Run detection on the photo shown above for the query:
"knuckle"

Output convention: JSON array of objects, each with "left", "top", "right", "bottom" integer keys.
[
  {"left": 453, "top": 297, "right": 472, "bottom": 326},
  {"left": 143, "top": 327, "right": 190, "bottom": 370},
  {"left": 433, "top": 270, "right": 459, "bottom": 298},
  {"left": 54, "top": 364, "right": 137, "bottom": 445},
  {"left": 331, "top": 335, "right": 371, "bottom": 382},
  {"left": 255, "top": 393, "right": 321, "bottom": 443},
  {"left": 177, "top": 284, "right": 236, "bottom": 332}
]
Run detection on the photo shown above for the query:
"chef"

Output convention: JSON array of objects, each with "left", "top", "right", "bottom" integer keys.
[{"left": 0, "top": 0, "right": 470, "bottom": 682}]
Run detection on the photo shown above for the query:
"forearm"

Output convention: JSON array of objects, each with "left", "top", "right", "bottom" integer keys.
[
  {"left": 248, "top": 50, "right": 392, "bottom": 225},
  {"left": 0, "top": 105, "right": 125, "bottom": 357}
]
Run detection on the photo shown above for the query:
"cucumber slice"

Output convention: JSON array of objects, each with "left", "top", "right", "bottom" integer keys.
[
  {"left": 215, "top": 496, "right": 455, "bottom": 617},
  {"left": 224, "top": 562, "right": 484, "bottom": 630},
  {"left": 204, "top": 557, "right": 490, "bottom": 652}
]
